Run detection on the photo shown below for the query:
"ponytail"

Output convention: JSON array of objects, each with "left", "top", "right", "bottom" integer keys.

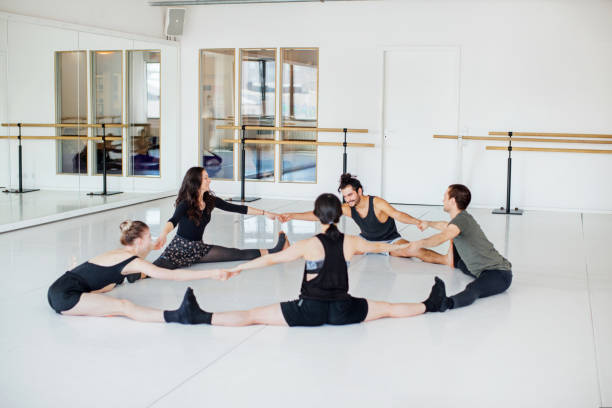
[
  {"left": 325, "top": 223, "right": 341, "bottom": 240},
  {"left": 314, "top": 193, "right": 342, "bottom": 241}
]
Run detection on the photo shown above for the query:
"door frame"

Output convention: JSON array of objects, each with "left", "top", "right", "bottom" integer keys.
[{"left": 379, "top": 45, "right": 462, "bottom": 203}]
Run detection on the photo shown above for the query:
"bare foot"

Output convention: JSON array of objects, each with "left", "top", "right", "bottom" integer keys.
[{"left": 446, "top": 240, "right": 454, "bottom": 268}]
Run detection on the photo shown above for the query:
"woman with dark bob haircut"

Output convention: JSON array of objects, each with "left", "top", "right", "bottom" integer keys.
[{"left": 171, "top": 193, "right": 447, "bottom": 327}]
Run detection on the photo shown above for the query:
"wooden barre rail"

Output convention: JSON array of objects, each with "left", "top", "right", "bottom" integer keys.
[
  {"left": 486, "top": 146, "right": 612, "bottom": 154},
  {"left": 489, "top": 131, "right": 612, "bottom": 139},
  {"left": 433, "top": 135, "right": 612, "bottom": 145},
  {"left": 2, "top": 123, "right": 128, "bottom": 128},
  {"left": 217, "top": 125, "right": 368, "bottom": 133},
  {"left": 221, "top": 138, "right": 374, "bottom": 148},
  {"left": 0, "top": 136, "right": 122, "bottom": 141}
]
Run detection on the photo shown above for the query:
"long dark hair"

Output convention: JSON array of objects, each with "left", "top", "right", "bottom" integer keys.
[
  {"left": 314, "top": 193, "right": 342, "bottom": 240},
  {"left": 176, "top": 167, "right": 216, "bottom": 225}
]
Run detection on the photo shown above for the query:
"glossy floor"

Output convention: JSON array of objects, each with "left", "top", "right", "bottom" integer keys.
[{"left": 0, "top": 197, "right": 609, "bottom": 408}]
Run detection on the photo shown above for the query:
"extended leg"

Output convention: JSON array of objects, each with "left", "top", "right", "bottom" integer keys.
[
  {"left": 449, "top": 270, "right": 513, "bottom": 309},
  {"left": 61, "top": 293, "right": 164, "bottom": 322},
  {"left": 211, "top": 304, "right": 288, "bottom": 327},
  {"left": 389, "top": 239, "right": 450, "bottom": 265}
]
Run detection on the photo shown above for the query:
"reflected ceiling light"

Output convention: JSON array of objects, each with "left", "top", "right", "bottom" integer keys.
[{"left": 149, "top": 0, "right": 362, "bottom": 5}]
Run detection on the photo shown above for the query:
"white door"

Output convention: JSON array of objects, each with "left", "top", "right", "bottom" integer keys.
[{"left": 382, "top": 47, "right": 460, "bottom": 204}]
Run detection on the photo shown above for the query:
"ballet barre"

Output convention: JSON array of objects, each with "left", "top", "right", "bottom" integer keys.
[
  {"left": 217, "top": 125, "right": 370, "bottom": 202},
  {"left": 434, "top": 131, "right": 612, "bottom": 215},
  {"left": 2, "top": 123, "right": 128, "bottom": 195}
]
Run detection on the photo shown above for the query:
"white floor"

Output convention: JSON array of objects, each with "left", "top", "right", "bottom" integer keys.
[
  {"left": 0, "top": 190, "right": 176, "bottom": 233},
  {"left": 0, "top": 196, "right": 610, "bottom": 408}
]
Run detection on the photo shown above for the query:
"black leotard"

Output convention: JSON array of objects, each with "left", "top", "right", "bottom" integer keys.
[
  {"left": 47, "top": 256, "right": 138, "bottom": 313},
  {"left": 169, "top": 196, "right": 248, "bottom": 241}
]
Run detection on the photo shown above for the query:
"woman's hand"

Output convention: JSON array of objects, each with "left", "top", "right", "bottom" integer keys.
[
  {"left": 417, "top": 220, "right": 429, "bottom": 232},
  {"left": 264, "top": 210, "right": 279, "bottom": 220},
  {"left": 210, "top": 269, "right": 240, "bottom": 281},
  {"left": 153, "top": 235, "right": 167, "bottom": 250}
]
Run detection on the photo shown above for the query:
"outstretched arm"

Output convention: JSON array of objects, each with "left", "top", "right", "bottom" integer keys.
[
  {"left": 409, "top": 224, "right": 460, "bottom": 250},
  {"left": 127, "top": 259, "right": 237, "bottom": 281},
  {"left": 278, "top": 211, "right": 318, "bottom": 223},
  {"left": 214, "top": 196, "right": 277, "bottom": 220},
  {"left": 417, "top": 220, "right": 450, "bottom": 232},
  {"left": 376, "top": 197, "right": 420, "bottom": 225},
  {"left": 226, "top": 240, "right": 308, "bottom": 273},
  {"left": 350, "top": 235, "right": 411, "bottom": 255}
]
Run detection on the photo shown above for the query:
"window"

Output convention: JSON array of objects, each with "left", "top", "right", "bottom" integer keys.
[
  {"left": 55, "top": 51, "right": 87, "bottom": 174},
  {"left": 199, "top": 49, "right": 235, "bottom": 179},
  {"left": 127, "top": 50, "right": 161, "bottom": 177},
  {"left": 280, "top": 48, "right": 318, "bottom": 182},
  {"left": 240, "top": 48, "right": 276, "bottom": 181},
  {"left": 91, "top": 50, "right": 123, "bottom": 175}
]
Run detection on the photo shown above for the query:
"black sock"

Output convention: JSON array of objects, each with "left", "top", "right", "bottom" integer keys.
[
  {"left": 423, "top": 276, "right": 449, "bottom": 313},
  {"left": 126, "top": 273, "right": 144, "bottom": 283},
  {"left": 164, "top": 287, "right": 212, "bottom": 324},
  {"left": 269, "top": 232, "right": 287, "bottom": 254}
]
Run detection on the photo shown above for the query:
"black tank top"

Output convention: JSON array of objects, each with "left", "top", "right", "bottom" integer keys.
[
  {"left": 350, "top": 195, "right": 400, "bottom": 241},
  {"left": 65, "top": 255, "right": 138, "bottom": 291},
  {"left": 299, "top": 233, "right": 350, "bottom": 301}
]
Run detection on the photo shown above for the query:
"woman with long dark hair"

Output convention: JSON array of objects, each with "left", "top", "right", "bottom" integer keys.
[
  {"left": 47, "top": 220, "right": 237, "bottom": 323},
  {"left": 130, "top": 167, "right": 288, "bottom": 278},
  {"left": 173, "top": 193, "right": 447, "bottom": 327}
]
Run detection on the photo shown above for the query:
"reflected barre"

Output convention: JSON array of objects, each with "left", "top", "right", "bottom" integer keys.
[
  {"left": 1, "top": 122, "right": 129, "bottom": 195},
  {"left": 217, "top": 124, "right": 371, "bottom": 202},
  {"left": 221, "top": 139, "right": 374, "bottom": 148}
]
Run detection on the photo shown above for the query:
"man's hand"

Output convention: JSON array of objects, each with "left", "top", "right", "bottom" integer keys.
[
  {"left": 417, "top": 220, "right": 430, "bottom": 232},
  {"left": 278, "top": 213, "right": 292, "bottom": 223}
]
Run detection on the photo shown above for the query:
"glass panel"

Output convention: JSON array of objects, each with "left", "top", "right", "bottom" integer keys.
[
  {"left": 92, "top": 51, "right": 123, "bottom": 175},
  {"left": 55, "top": 51, "right": 87, "bottom": 174},
  {"left": 241, "top": 49, "right": 275, "bottom": 181},
  {"left": 280, "top": 48, "right": 318, "bottom": 182},
  {"left": 200, "top": 49, "right": 235, "bottom": 179},
  {"left": 127, "top": 50, "right": 160, "bottom": 177}
]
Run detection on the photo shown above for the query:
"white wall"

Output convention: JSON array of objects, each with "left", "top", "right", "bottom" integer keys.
[
  {"left": 0, "top": 0, "right": 165, "bottom": 38},
  {"left": 0, "top": 12, "right": 181, "bottom": 193},
  {"left": 179, "top": 0, "right": 612, "bottom": 212}
]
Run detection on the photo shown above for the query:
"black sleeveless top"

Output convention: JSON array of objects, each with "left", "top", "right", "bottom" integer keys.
[
  {"left": 65, "top": 255, "right": 139, "bottom": 291},
  {"left": 350, "top": 195, "right": 400, "bottom": 241},
  {"left": 299, "top": 233, "right": 350, "bottom": 301}
]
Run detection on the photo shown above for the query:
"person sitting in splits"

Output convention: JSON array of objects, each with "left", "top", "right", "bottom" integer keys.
[
  {"left": 278, "top": 173, "right": 448, "bottom": 264},
  {"left": 407, "top": 184, "right": 513, "bottom": 311},
  {"left": 128, "top": 166, "right": 289, "bottom": 281},
  {"left": 170, "top": 193, "right": 449, "bottom": 327},
  {"left": 47, "top": 220, "right": 238, "bottom": 323}
]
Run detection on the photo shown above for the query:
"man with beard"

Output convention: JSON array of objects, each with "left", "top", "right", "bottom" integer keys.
[{"left": 278, "top": 173, "right": 449, "bottom": 264}]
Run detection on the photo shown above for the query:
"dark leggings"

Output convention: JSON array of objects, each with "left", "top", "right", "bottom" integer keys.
[
  {"left": 153, "top": 245, "right": 260, "bottom": 270},
  {"left": 450, "top": 244, "right": 512, "bottom": 309}
]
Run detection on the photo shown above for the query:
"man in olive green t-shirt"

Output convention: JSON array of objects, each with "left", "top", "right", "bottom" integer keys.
[{"left": 407, "top": 184, "right": 512, "bottom": 312}]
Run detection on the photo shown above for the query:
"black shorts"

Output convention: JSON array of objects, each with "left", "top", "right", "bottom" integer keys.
[
  {"left": 280, "top": 296, "right": 368, "bottom": 327},
  {"left": 47, "top": 273, "right": 89, "bottom": 314}
]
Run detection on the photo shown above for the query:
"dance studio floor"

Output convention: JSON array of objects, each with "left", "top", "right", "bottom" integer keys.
[{"left": 0, "top": 196, "right": 610, "bottom": 408}]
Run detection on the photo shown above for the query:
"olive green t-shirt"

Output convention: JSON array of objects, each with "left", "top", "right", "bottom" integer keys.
[{"left": 449, "top": 211, "right": 512, "bottom": 277}]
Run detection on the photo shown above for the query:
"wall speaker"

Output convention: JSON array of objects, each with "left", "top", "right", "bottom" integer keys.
[{"left": 165, "top": 8, "right": 185, "bottom": 36}]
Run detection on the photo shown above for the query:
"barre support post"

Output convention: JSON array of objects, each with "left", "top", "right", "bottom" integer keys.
[
  {"left": 3, "top": 123, "right": 39, "bottom": 194},
  {"left": 229, "top": 124, "right": 259, "bottom": 203},
  {"left": 493, "top": 131, "right": 523, "bottom": 215},
  {"left": 88, "top": 123, "right": 122, "bottom": 196},
  {"left": 342, "top": 128, "right": 348, "bottom": 174}
]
